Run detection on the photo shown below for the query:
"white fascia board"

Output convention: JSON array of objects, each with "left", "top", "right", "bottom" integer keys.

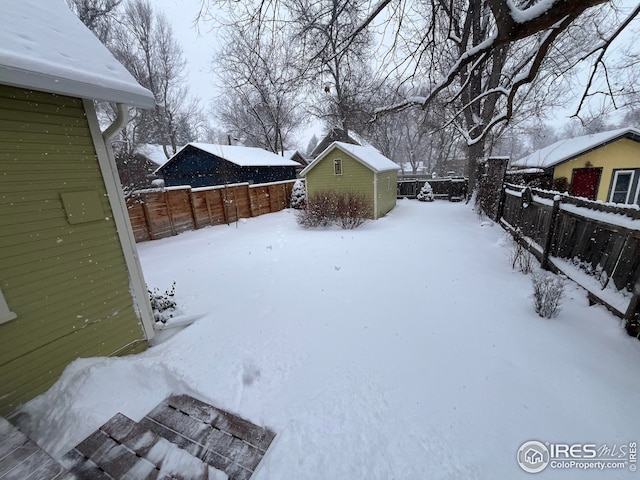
[
  {"left": 0, "top": 288, "right": 17, "bottom": 325},
  {"left": 1, "top": 67, "right": 156, "bottom": 109},
  {"left": 373, "top": 172, "right": 378, "bottom": 220},
  {"left": 83, "top": 99, "right": 155, "bottom": 341}
]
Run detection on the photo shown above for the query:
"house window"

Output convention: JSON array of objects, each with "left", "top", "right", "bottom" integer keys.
[
  {"left": 609, "top": 170, "right": 635, "bottom": 204},
  {"left": 0, "top": 287, "right": 17, "bottom": 325},
  {"left": 334, "top": 158, "right": 343, "bottom": 175},
  {"left": 386, "top": 176, "right": 391, "bottom": 192}
]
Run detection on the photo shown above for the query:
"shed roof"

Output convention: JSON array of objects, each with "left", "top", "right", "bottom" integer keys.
[
  {"left": 135, "top": 144, "right": 175, "bottom": 166},
  {"left": 0, "top": 0, "right": 155, "bottom": 109},
  {"left": 301, "top": 141, "right": 400, "bottom": 176},
  {"left": 510, "top": 127, "right": 640, "bottom": 170},
  {"left": 157, "top": 143, "right": 301, "bottom": 172},
  {"left": 284, "top": 149, "right": 310, "bottom": 166}
]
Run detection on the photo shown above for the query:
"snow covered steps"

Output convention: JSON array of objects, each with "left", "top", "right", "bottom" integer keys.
[
  {"left": 61, "top": 412, "right": 226, "bottom": 479},
  {"left": 61, "top": 394, "right": 275, "bottom": 480},
  {"left": 139, "top": 395, "right": 276, "bottom": 480},
  {"left": 0, "top": 416, "right": 73, "bottom": 480}
]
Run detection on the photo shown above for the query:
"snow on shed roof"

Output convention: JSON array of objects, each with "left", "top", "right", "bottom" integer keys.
[
  {"left": 510, "top": 128, "right": 640, "bottom": 170},
  {"left": 301, "top": 141, "right": 400, "bottom": 176},
  {"left": 0, "top": 0, "right": 155, "bottom": 109},
  {"left": 135, "top": 144, "right": 175, "bottom": 166},
  {"left": 159, "top": 143, "right": 301, "bottom": 170}
]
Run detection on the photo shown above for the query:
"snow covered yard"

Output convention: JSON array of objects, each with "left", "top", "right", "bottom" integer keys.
[{"left": 18, "top": 200, "right": 640, "bottom": 479}]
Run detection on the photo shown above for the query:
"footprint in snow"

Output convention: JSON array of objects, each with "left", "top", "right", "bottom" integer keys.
[{"left": 242, "top": 361, "right": 261, "bottom": 387}]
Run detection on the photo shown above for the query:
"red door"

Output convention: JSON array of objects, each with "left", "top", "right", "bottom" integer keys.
[{"left": 571, "top": 168, "right": 601, "bottom": 200}]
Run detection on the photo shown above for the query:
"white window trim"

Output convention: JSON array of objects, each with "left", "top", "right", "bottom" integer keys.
[
  {"left": 0, "top": 288, "right": 17, "bottom": 325},
  {"left": 609, "top": 169, "right": 635, "bottom": 204},
  {"left": 334, "top": 158, "right": 343, "bottom": 176}
]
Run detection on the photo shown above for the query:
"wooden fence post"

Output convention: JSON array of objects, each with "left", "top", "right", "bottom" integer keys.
[
  {"left": 541, "top": 195, "right": 561, "bottom": 271},
  {"left": 515, "top": 186, "right": 529, "bottom": 232},
  {"left": 188, "top": 189, "right": 198, "bottom": 229},
  {"left": 624, "top": 280, "right": 640, "bottom": 327},
  {"left": 221, "top": 186, "right": 229, "bottom": 225},
  {"left": 141, "top": 200, "right": 155, "bottom": 241},
  {"left": 494, "top": 184, "right": 506, "bottom": 222},
  {"left": 204, "top": 193, "right": 213, "bottom": 226},
  {"left": 163, "top": 190, "right": 176, "bottom": 236}
]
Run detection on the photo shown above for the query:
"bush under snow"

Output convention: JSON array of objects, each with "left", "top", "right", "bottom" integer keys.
[
  {"left": 532, "top": 273, "right": 564, "bottom": 318},
  {"left": 297, "top": 191, "right": 371, "bottom": 229},
  {"left": 290, "top": 180, "right": 307, "bottom": 209},
  {"left": 417, "top": 182, "right": 434, "bottom": 202}
]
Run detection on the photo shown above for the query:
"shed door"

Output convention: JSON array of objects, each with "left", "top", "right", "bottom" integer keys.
[{"left": 571, "top": 168, "right": 601, "bottom": 200}]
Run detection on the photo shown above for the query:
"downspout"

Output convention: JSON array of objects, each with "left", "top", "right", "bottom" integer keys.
[
  {"left": 99, "top": 103, "right": 156, "bottom": 341},
  {"left": 103, "top": 103, "right": 129, "bottom": 143}
]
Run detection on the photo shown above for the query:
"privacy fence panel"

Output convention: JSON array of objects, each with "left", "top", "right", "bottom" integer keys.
[
  {"left": 166, "top": 188, "right": 196, "bottom": 235},
  {"left": 248, "top": 182, "right": 292, "bottom": 217},
  {"left": 137, "top": 191, "right": 175, "bottom": 240},
  {"left": 127, "top": 202, "right": 151, "bottom": 242},
  {"left": 500, "top": 184, "right": 640, "bottom": 318},
  {"left": 397, "top": 177, "right": 468, "bottom": 200},
  {"left": 126, "top": 180, "right": 297, "bottom": 243},
  {"left": 191, "top": 189, "right": 226, "bottom": 228},
  {"left": 249, "top": 186, "right": 271, "bottom": 217},
  {"left": 502, "top": 190, "right": 553, "bottom": 246}
]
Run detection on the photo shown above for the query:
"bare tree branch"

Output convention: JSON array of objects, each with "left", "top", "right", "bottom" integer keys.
[{"left": 572, "top": 2, "right": 640, "bottom": 116}]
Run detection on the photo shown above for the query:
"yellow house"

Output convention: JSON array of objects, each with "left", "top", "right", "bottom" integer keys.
[{"left": 510, "top": 128, "right": 640, "bottom": 203}]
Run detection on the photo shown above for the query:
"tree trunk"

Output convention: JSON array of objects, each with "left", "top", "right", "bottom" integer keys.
[{"left": 466, "top": 139, "right": 486, "bottom": 199}]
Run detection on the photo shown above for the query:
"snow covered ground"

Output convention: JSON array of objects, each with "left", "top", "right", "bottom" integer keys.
[{"left": 17, "top": 200, "right": 640, "bottom": 479}]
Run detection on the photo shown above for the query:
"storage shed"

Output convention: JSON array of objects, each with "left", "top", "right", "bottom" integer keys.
[
  {"left": 0, "top": 0, "right": 156, "bottom": 416},
  {"left": 301, "top": 142, "right": 400, "bottom": 219},
  {"left": 155, "top": 143, "right": 300, "bottom": 188}
]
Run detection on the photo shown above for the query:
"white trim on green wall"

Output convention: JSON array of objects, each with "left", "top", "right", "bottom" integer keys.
[
  {"left": 83, "top": 99, "right": 155, "bottom": 341},
  {"left": 373, "top": 172, "right": 378, "bottom": 219},
  {"left": 0, "top": 288, "right": 17, "bottom": 325}
]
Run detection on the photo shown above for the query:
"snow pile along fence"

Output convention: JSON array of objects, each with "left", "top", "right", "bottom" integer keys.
[
  {"left": 126, "top": 180, "right": 297, "bottom": 242},
  {"left": 499, "top": 184, "right": 640, "bottom": 321}
]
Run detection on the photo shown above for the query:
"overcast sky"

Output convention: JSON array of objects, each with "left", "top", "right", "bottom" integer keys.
[{"left": 157, "top": 0, "right": 219, "bottom": 104}]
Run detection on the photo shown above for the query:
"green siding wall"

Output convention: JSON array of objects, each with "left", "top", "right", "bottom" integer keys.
[
  {"left": 0, "top": 85, "right": 147, "bottom": 416},
  {"left": 306, "top": 149, "right": 375, "bottom": 214},
  {"left": 376, "top": 170, "right": 397, "bottom": 218},
  {"left": 306, "top": 148, "right": 397, "bottom": 218}
]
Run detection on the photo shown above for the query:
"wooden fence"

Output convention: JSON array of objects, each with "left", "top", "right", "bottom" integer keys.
[
  {"left": 126, "top": 180, "right": 297, "bottom": 242},
  {"left": 500, "top": 184, "right": 640, "bottom": 321},
  {"left": 397, "top": 177, "right": 467, "bottom": 200}
]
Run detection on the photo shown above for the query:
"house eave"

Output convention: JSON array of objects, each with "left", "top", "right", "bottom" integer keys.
[
  {"left": 550, "top": 131, "right": 640, "bottom": 169},
  {"left": 512, "top": 129, "right": 640, "bottom": 171},
  {"left": 0, "top": 66, "right": 156, "bottom": 109}
]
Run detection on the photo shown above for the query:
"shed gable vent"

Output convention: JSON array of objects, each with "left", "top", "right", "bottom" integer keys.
[{"left": 334, "top": 158, "right": 343, "bottom": 175}]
